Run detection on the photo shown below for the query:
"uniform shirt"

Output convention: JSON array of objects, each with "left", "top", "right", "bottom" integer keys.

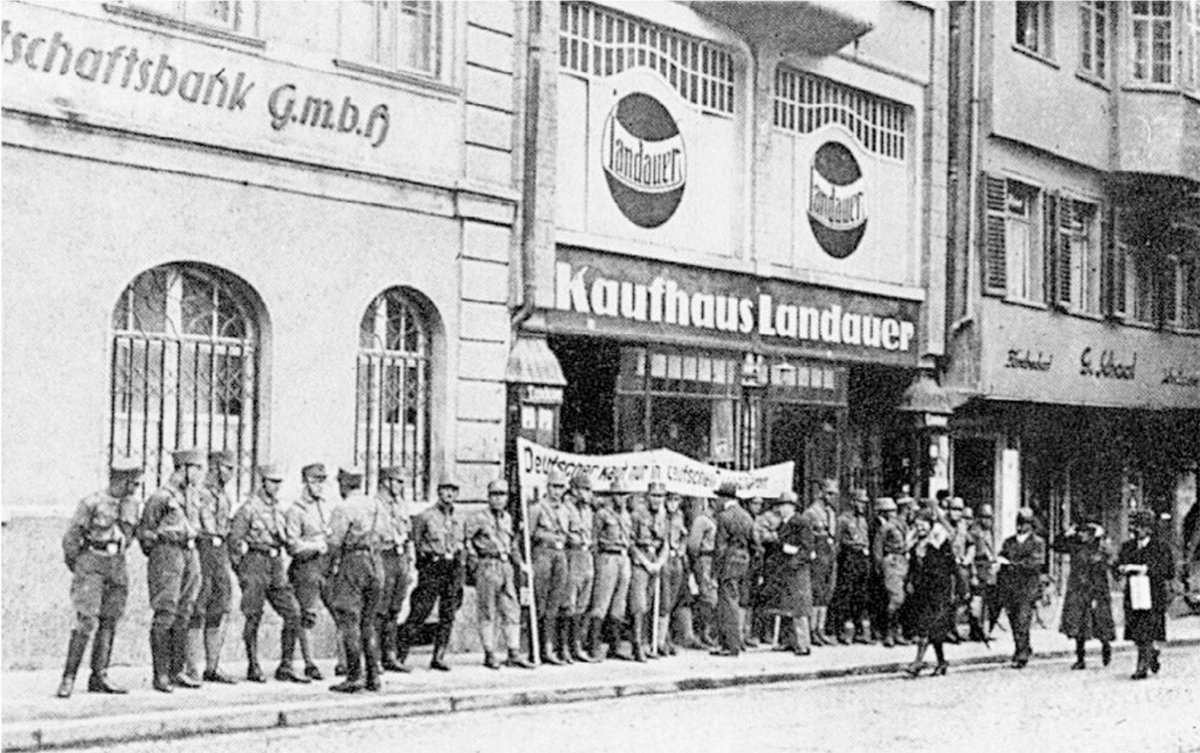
[
  {"left": 593, "top": 505, "right": 631, "bottom": 551},
  {"left": 563, "top": 498, "right": 594, "bottom": 550},
  {"left": 229, "top": 490, "right": 290, "bottom": 555},
  {"left": 835, "top": 511, "right": 870, "bottom": 555},
  {"left": 714, "top": 501, "right": 755, "bottom": 555},
  {"left": 969, "top": 523, "right": 998, "bottom": 584},
  {"left": 466, "top": 508, "right": 519, "bottom": 561},
  {"left": 411, "top": 503, "right": 464, "bottom": 559},
  {"left": 528, "top": 499, "right": 568, "bottom": 549},
  {"left": 328, "top": 492, "right": 393, "bottom": 553},
  {"left": 801, "top": 503, "right": 836, "bottom": 542},
  {"left": 138, "top": 475, "right": 201, "bottom": 549},
  {"left": 196, "top": 478, "right": 234, "bottom": 538},
  {"left": 872, "top": 518, "right": 907, "bottom": 564},
  {"left": 951, "top": 520, "right": 974, "bottom": 565},
  {"left": 666, "top": 510, "right": 688, "bottom": 558},
  {"left": 63, "top": 489, "right": 139, "bottom": 561},
  {"left": 687, "top": 513, "right": 717, "bottom": 556},
  {"left": 285, "top": 489, "right": 331, "bottom": 558},
  {"left": 999, "top": 532, "right": 1046, "bottom": 576},
  {"left": 378, "top": 491, "right": 411, "bottom": 549},
  {"left": 631, "top": 505, "right": 666, "bottom": 565}
]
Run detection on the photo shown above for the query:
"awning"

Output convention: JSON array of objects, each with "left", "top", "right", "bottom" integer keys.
[{"left": 505, "top": 336, "right": 566, "bottom": 387}]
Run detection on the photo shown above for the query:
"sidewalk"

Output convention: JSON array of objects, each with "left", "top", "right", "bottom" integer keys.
[{"left": 5, "top": 616, "right": 1199, "bottom": 752}]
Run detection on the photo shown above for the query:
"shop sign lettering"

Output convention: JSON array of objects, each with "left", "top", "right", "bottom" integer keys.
[
  {"left": 1, "top": 21, "right": 390, "bottom": 147},
  {"left": 1079, "top": 347, "right": 1136, "bottom": 380},
  {"left": 1161, "top": 367, "right": 1200, "bottom": 388},
  {"left": 1005, "top": 349, "right": 1053, "bottom": 371}
]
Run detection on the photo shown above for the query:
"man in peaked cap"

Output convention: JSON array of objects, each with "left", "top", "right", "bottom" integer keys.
[
  {"left": 711, "top": 482, "right": 755, "bottom": 656},
  {"left": 184, "top": 449, "right": 239, "bottom": 685},
  {"left": 56, "top": 458, "right": 144, "bottom": 698},
  {"left": 871, "top": 496, "right": 908, "bottom": 648},
  {"left": 228, "top": 462, "right": 308, "bottom": 684},
  {"left": 466, "top": 478, "right": 534, "bottom": 670},
  {"left": 562, "top": 470, "right": 599, "bottom": 662},
  {"left": 586, "top": 476, "right": 633, "bottom": 661},
  {"left": 138, "top": 448, "right": 205, "bottom": 692},
  {"left": 527, "top": 468, "right": 572, "bottom": 664},
  {"left": 998, "top": 506, "right": 1046, "bottom": 668},
  {"left": 396, "top": 471, "right": 466, "bottom": 671},
  {"left": 374, "top": 465, "right": 415, "bottom": 673},
  {"left": 831, "top": 488, "right": 872, "bottom": 644},
  {"left": 284, "top": 462, "right": 334, "bottom": 681},
  {"left": 968, "top": 503, "right": 1000, "bottom": 640}
]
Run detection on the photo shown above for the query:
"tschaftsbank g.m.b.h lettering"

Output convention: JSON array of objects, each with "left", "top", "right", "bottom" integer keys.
[{"left": 555, "top": 262, "right": 916, "bottom": 353}]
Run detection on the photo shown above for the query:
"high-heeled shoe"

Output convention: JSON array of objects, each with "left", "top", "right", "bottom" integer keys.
[
  {"left": 932, "top": 662, "right": 949, "bottom": 676},
  {"left": 904, "top": 660, "right": 927, "bottom": 677}
]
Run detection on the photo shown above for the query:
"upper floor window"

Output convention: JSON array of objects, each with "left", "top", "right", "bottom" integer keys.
[
  {"left": 1131, "top": 0, "right": 1173, "bottom": 84},
  {"left": 340, "top": 0, "right": 441, "bottom": 78},
  {"left": 1016, "top": 1, "right": 1054, "bottom": 57},
  {"left": 1079, "top": 1, "right": 1109, "bottom": 79},
  {"left": 1179, "top": 257, "right": 1200, "bottom": 330},
  {"left": 1127, "top": 250, "right": 1159, "bottom": 323},
  {"left": 1185, "top": 1, "right": 1200, "bottom": 89},
  {"left": 1003, "top": 179, "right": 1045, "bottom": 303},
  {"left": 110, "top": 1, "right": 254, "bottom": 38},
  {"left": 558, "top": 1, "right": 736, "bottom": 115},
  {"left": 1057, "top": 199, "right": 1102, "bottom": 314},
  {"left": 773, "top": 68, "right": 908, "bottom": 160}
]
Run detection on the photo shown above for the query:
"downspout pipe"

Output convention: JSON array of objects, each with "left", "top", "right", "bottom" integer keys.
[{"left": 513, "top": 0, "right": 543, "bottom": 335}]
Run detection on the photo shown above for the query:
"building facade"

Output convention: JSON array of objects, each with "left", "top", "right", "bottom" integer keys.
[
  {"left": 944, "top": 0, "right": 1200, "bottom": 557},
  {"left": 2, "top": 0, "right": 525, "bottom": 668},
  {"left": 511, "top": 0, "right": 952, "bottom": 505}
]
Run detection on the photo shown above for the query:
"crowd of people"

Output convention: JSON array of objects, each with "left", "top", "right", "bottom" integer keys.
[{"left": 56, "top": 449, "right": 1180, "bottom": 698}]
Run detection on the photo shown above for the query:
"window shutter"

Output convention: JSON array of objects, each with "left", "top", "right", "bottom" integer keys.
[
  {"left": 1162, "top": 256, "right": 1179, "bottom": 327},
  {"left": 1043, "top": 190, "right": 1059, "bottom": 305},
  {"left": 1102, "top": 203, "right": 1127, "bottom": 318},
  {"left": 981, "top": 172, "right": 1007, "bottom": 295},
  {"left": 1053, "top": 194, "right": 1073, "bottom": 309}
]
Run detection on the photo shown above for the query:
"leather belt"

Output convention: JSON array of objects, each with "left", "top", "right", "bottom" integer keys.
[
  {"left": 599, "top": 547, "right": 627, "bottom": 554},
  {"left": 200, "top": 535, "right": 226, "bottom": 547},
  {"left": 87, "top": 541, "right": 123, "bottom": 555},
  {"left": 250, "top": 546, "right": 281, "bottom": 558},
  {"left": 166, "top": 538, "right": 197, "bottom": 550},
  {"left": 534, "top": 542, "right": 565, "bottom": 551},
  {"left": 479, "top": 553, "right": 509, "bottom": 561}
]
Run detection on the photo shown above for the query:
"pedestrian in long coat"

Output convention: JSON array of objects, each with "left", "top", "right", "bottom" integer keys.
[
  {"left": 762, "top": 491, "right": 813, "bottom": 655},
  {"left": 1052, "top": 521, "right": 1115, "bottom": 669},
  {"left": 1116, "top": 509, "right": 1176, "bottom": 680},
  {"left": 903, "top": 510, "right": 955, "bottom": 677}
]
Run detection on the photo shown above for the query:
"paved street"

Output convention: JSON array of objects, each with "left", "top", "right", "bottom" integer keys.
[{"left": 69, "top": 646, "right": 1199, "bottom": 753}]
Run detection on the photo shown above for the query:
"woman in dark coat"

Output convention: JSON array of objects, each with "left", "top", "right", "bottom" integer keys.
[
  {"left": 1052, "top": 521, "right": 1115, "bottom": 668},
  {"left": 762, "top": 492, "right": 813, "bottom": 656},
  {"left": 903, "top": 510, "right": 956, "bottom": 677},
  {"left": 1116, "top": 509, "right": 1176, "bottom": 680}
]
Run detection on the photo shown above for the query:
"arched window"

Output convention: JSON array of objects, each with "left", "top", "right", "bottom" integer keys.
[
  {"left": 109, "top": 264, "right": 261, "bottom": 496},
  {"left": 356, "top": 288, "right": 432, "bottom": 497}
]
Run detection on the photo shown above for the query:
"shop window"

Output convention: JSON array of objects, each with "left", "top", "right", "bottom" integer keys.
[
  {"left": 773, "top": 67, "right": 909, "bottom": 160},
  {"left": 1131, "top": 0, "right": 1174, "bottom": 84},
  {"left": 109, "top": 264, "right": 260, "bottom": 497},
  {"left": 558, "top": 1, "right": 736, "bottom": 115},
  {"left": 1015, "top": 1, "right": 1054, "bottom": 58},
  {"left": 1079, "top": 0, "right": 1109, "bottom": 80},
  {"left": 339, "top": 0, "right": 442, "bottom": 79},
  {"left": 356, "top": 287, "right": 432, "bottom": 496}
]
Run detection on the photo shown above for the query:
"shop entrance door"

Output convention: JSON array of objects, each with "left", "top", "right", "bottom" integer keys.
[
  {"left": 953, "top": 437, "right": 996, "bottom": 514},
  {"left": 767, "top": 404, "right": 841, "bottom": 502}
]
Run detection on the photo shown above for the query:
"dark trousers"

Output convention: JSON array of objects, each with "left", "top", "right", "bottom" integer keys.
[
  {"left": 830, "top": 549, "right": 870, "bottom": 630},
  {"left": 716, "top": 552, "right": 749, "bottom": 653},
  {"left": 1006, "top": 596, "right": 1034, "bottom": 660},
  {"left": 329, "top": 551, "right": 383, "bottom": 681},
  {"left": 400, "top": 557, "right": 464, "bottom": 649}
]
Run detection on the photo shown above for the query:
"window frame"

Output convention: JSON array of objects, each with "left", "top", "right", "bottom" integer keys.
[
  {"left": 1129, "top": 0, "right": 1175, "bottom": 86},
  {"left": 1185, "top": 0, "right": 1200, "bottom": 91},
  {"left": 334, "top": 0, "right": 455, "bottom": 89},
  {"left": 1004, "top": 178, "right": 1046, "bottom": 305},
  {"left": 103, "top": 1, "right": 264, "bottom": 48},
  {"left": 1078, "top": 0, "right": 1110, "bottom": 82},
  {"left": 1059, "top": 197, "right": 1103, "bottom": 315},
  {"left": 1015, "top": 1, "right": 1056, "bottom": 60}
]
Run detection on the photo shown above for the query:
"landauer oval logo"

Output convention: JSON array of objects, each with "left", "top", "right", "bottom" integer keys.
[
  {"left": 601, "top": 92, "right": 686, "bottom": 229},
  {"left": 807, "top": 142, "right": 867, "bottom": 259}
]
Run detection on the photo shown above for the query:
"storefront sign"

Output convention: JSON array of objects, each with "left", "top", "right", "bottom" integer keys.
[
  {"left": 1, "top": 4, "right": 459, "bottom": 182},
  {"left": 516, "top": 437, "right": 795, "bottom": 501},
  {"left": 601, "top": 92, "right": 686, "bottom": 229},
  {"left": 807, "top": 141, "right": 867, "bottom": 259},
  {"left": 1079, "top": 347, "right": 1136, "bottom": 381},
  {"left": 548, "top": 247, "right": 921, "bottom": 366}
]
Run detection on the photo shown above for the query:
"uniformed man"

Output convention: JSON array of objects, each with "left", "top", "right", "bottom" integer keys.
[
  {"left": 629, "top": 483, "right": 667, "bottom": 662},
  {"left": 527, "top": 469, "right": 571, "bottom": 665},
  {"left": 396, "top": 473, "right": 465, "bottom": 672},
  {"left": 562, "top": 470, "right": 598, "bottom": 663},
  {"left": 228, "top": 463, "right": 307, "bottom": 684},
  {"left": 871, "top": 497, "right": 908, "bottom": 648},
  {"left": 56, "top": 458, "right": 144, "bottom": 698},
  {"left": 803, "top": 480, "right": 839, "bottom": 646},
  {"left": 325, "top": 466, "right": 390, "bottom": 693},
  {"left": 466, "top": 479, "right": 534, "bottom": 670},
  {"left": 657, "top": 490, "right": 689, "bottom": 656},
  {"left": 586, "top": 479, "right": 633, "bottom": 661},
  {"left": 749, "top": 496, "right": 783, "bottom": 647},
  {"left": 184, "top": 449, "right": 238, "bottom": 685},
  {"left": 946, "top": 496, "right": 974, "bottom": 644},
  {"left": 285, "top": 462, "right": 332, "bottom": 681},
  {"left": 969, "top": 503, "right": 1000, "bottom": 640},
  {"left": 831, "top": 488, "right": 872, "bottom": 644},
  {"left": 138, "top": 448, "right": 205, "bottom": 692},
  {"left": 998, "top": 507, "right": 1046, "bottom": 668},
  {"left": 686, "top": 496, "right": 718, "bottom": 648},
  {"left": 711, "top": 482, "right": 755, "bottom": 657},
  {"left": 375, "top": 465, "right": 414, "bottom": 673}
]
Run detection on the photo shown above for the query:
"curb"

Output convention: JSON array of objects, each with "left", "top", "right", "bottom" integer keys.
[{"left": 5, "top": 638, "right": 1198, "bottom": 751}]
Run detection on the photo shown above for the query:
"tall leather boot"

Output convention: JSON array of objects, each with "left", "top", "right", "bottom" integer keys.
[
  {"left": 87, "top": 621, "right": 126, "bottom": 694},
  {"left": 151, "top": 627, "right": 174, "bottom": 693},
  {"left": 275, "top": 623, "right": 309, "bottom": 683},
  {"left": 170, "top": 623, "right": 200, "bottom": 688},
  {"left": 243, "top": 617, "right": 265, "bottom": 683},
  {"left": 430, "top": 640, "right": 450, "bottom": 672},
  {"left": 329, "top": 631, "right": 363, "bottom": 693},
  {"left": 56, "top": 630, "right": 90, "bottom": 698},
  {"left": 630, "top": 613, "right": 647, "bottom": 663},
  {"left": 203, "top": 625, "right": 236, "bottom": 684},
  {"left": 540, "top": 616, "right": 564, "bottom": 666},
  {"left": 364, "top": 628, "right": 383, "bottom": 690},
  {"left": 587, "top": 616, "right": 605, "bottom": 662},
  {"left": 558, "top": 616, "right": 575, "bottom": 664},
  {"left": 183, "top": 625, "right": 204, "bottom": 683},
  {"left": 573, "top": 615, "right": 597, "bottom": 662},
  {"left": 393, "top": 622, "right": 413, "bottom": 673},
  {"left": 380, "top": 614, "right": 403, "bottom": 671}
]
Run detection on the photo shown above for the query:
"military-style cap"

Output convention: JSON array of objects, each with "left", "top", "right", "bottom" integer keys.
[
  {"left": 570, "top": 470, "right": 592, "bottom": 491},
  {"left": 379, "top": 465, "right": 405, "bottom": 482},
  {"left": 487, "top": 478, "right": 509, "bottom": 495},
  {"left": 257, "top": 463, "right": 284, "bottom": 481},
  {"left": 647, "top": 481, "right": 667, "bottom": 496},
  {"left": 777, "top": 490, "right": 799, "bottom": 505},
  {"left": 338, "top": 466, "right": 365, "bottom": 480},
  {"left": 821, "top": 479, "right": 839, "bottom": 494},
  {"left": 301, "top": 462, "right": 327, "bottom": 479},
  {"left": 949, "top": 497, "right": 965, "bottom": 510},
  {"left": 962, "top": 507, "right": 975, "bottom": 520},
  {"left": 209, "top": 449, "right": 237, "bottom": 466},
  {"left": 852, "top": 489, "right": 869, "bottom": 503},
  {"left": 171, "top": 447, "right": 206, "bottom": 467},
  {"left": 978, "top": 504, "right": 995, "bottom": 518},
  {"left": 1017, "top": 507, "right": 1036, "bottom": 522},
  {"left": 109, "top": 457, "right": 144, "bottom": 476},
  {"left": 547, "top": 469, "right": 569, "bottom": 487},
  {"left": 715, "top": 481, "right": 740, "bottom": 499},
  {"left": 437, "top": 472, "right": 459, "bottom": 490},
  {"left": 875, "top": 497, "right": 897, "bottom": 513},
  {"left": 896, "top": 494, "right": 916, "bottom": 507}
]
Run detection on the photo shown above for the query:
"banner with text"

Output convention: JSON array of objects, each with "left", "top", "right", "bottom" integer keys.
[{"left": 516, "top": 438, "right": 794, "bottom": 502}]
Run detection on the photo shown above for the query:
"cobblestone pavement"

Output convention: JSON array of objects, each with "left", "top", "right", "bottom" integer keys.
[{"left": 64, "top": 645, "right": 1200, "bottom": 753}]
